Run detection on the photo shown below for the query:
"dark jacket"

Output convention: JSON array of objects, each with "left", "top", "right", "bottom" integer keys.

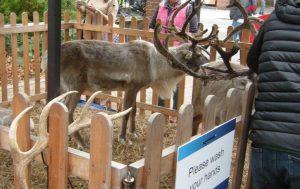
[
  {"left": 149, "top": 3, "right": 198, "bottom": 33},
  {"left": 247, "top": 0, "right": 300, "bottom": 152},
  {"left": 229, "top": 0, "right": 250, "bottom": 20},
  {"left": 229, "top": 6, "right": 243, "bottom": 21}
]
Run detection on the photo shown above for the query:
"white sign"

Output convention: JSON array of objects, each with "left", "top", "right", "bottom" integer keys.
[{"left": 175, "top": 118, "right": 236, "bottom": 189}]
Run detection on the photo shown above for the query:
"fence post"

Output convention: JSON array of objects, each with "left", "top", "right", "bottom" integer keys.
[
  {"left": 10, "top": 13, "right": 19, "bottom": 95},
  {"left": 48, "top": 102, "right": 69, "bottom": 189},
  {"left": 142, "top": 113, "right": 164, "bottom": 189},
  {"left": 21, "top": 12, "right": 30, "bottom": 96},
  {"left": 230, "top": 83, "right": 255, "bottom": 189},
  {"left": 33, "top": 11, "right": 41, "bottom": 95},
  {"left": 201, "top": 95, "right": 217, "bottom": 133},
  {"left": 76, "top": 10, "right": 83, "bottom": 40},
  {"left": 89, "top": 112, "right": 113, "bottom": 189},
  {"left": 12, "top": 93, "right": 31, "bottom": 189},
  {"left": 172, "top": 104, "right": 193, "bottom": 189},
  {"left": 43, "top": 11, "right": 49, "bottom": 92},
  {"left": 0, "top": 13, "right": 8, "bottom": 102},
  {"left": 225, "top": 88, "right": 242, "bottom": 121}
]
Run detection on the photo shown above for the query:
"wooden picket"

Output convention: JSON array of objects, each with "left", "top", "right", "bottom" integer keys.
[
  {"left": 10, "top": 13, "right": 19, "bottom": 95},
  {"left": 12, "top": 93, "right": 31, "bottom": 189},
  {"left": 0, "top": 13, "right": 7, "bottom": 102},
  {"left": 22, "top": 13, "right": 30, "bottom": 96},
  {"left": 89, "top": 113, "right": 113, "bottom": 189},
  {"left": 48, "top": 102, "right": 69, "bottom": 189}
]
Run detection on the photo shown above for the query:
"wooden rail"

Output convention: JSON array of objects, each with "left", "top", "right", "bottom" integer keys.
[{"left": 0, "top": 83, "right": 254, "bottom": 188}]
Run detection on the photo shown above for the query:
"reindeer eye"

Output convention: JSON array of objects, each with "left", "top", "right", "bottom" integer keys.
[
  {"left": 184, "top": 51, "right": 193, "bottom": 60},
  {"left": 195, "top": 47, "right": 202, "bottom": 56}
]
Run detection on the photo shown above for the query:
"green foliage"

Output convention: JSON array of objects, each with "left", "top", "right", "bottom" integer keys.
[
  {"left": 1, "top": 0, "right": 78, "bottom": 60},
  {"left": 0, "top": 0, "right": 77, "bottom": 23},
  {"left": 0, "top": 0, "right": 47, "bottom": 23},
  {"left": 61, "top": 0, "right": 77, "bottom": 19}
]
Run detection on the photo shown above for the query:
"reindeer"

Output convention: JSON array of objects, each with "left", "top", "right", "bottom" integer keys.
[
  {"left": 55, "top": 0, "right": 220, "bottom": 145},
  {"left": 44, "top": 0, "right": 260, "bottom": 145},
  {"left": 191, "top": 62, "right": 257, "bottom": 135},
  {"left": 151, "top": 0, "right": 262, "bottom": 136}
]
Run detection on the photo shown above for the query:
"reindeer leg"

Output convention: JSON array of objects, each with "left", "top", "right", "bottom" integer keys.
[
  {"left": 119, "top": 89, "right": 138, "bottom": 144},
  {"left": 65, "top": 92, "right": 87, "bottom": 149},
  {"left": 129, "top": 100, "right": 137, "bottom": 138}
]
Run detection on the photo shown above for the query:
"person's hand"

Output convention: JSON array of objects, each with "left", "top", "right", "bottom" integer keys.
[
  {"left": 76, "top": 1, "right": 86, "bottom": 13},
  {"left": 85, "top": 4, "right": 97, "bottom": 13}
]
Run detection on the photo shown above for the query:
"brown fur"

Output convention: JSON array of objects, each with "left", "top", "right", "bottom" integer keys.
[
  {"left": 58, "top": 39, "right": 207, "bottom": 142},
  {"left": 191, "top": 62, "right": 254, "bottom": 135}
]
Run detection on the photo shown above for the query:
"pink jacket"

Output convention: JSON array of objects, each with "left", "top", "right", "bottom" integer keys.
[{"left": 156, "top": 5, "right": 187, "bottom": 34}]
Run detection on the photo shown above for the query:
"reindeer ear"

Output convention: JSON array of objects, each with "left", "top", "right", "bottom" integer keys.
[
  {"left": 195, "top": 47, "right": 202, "bottom": 56},
  {"left": 184, "top": 50, "right": 193, "bottom": 60},
  {"left": 232, "top": 77, "right": 249, "bottom": 90}
]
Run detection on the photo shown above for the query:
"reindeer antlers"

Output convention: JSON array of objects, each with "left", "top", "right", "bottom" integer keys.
[
  {"left": 161, "top": 0, "right": 218, "bottom": 48},
  {"left": 68, "top": 91, "right": 132, "bottom": 135},
  {"left": 9, "top": 91, "right": 132, "bottom": 188},
  {"left": 9, "top": 91, "right": 77, "bottom": 189},
  {"left": 224, "top": 0, "right": 264, "bottom": 42},
  {"left": 153, "top": 0, "right": 258, "bottom": 81}
]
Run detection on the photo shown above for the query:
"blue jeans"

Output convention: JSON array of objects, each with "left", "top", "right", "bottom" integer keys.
[
  {"left": 158, "top": 85, "right": 179, "bottom": 110},
  {"left": 232, "top": 20, "right": 242, "bottom": 41},
  {"left": 259, "top": 0, "right": 265, "bottom": 15},
  {"left": 250, "top": 145, "right": 300, "bottom": 189}
]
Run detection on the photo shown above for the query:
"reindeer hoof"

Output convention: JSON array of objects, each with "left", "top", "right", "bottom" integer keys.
[
  {"left": 118, "top": 136, "right": 126, "bottom": 145},
  {"left": 132, "top": 132, "right": 138, "bottom": 139}
]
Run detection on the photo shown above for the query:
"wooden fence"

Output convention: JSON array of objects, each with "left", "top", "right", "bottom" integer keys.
[
  {"left": 0, "top": 10, "right": 255, "bottom": 189},
  {"left": 0, "top": 10, "right": 252, "bottom": 109},
  {"left": 0, "top": 82, "right": 255, "bottom": 189}
]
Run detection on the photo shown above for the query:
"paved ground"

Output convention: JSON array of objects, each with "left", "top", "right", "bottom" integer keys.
[{"left": 199, "top": 5, "right": 275, "bottom": 39}]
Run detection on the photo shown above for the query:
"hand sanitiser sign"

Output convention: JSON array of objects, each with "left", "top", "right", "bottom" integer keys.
[{"left": 175, "top": 118, "right": 236, "bottom": 189}]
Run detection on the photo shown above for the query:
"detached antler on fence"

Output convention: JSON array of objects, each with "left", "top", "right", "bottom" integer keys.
[
  {"left": 9, "top": 91, "right": 77, "bottom": 189},
  {"left": 68, "top": 91, "right": 132, "bottom": 135},
  {"left": 9, "top": 91, "right": 132, "bottom": 189}
]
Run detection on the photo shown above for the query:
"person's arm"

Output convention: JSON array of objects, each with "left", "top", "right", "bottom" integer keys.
[
  {"left": 85, "top": 0, "right": 119, "bottom": 24},
  {"left": 76, "top": 1, "right": 86, "bottom": 14},
  {"left": 149, "top": 7, "right": 159, "bottom": 30},
  {"left": 106, "top": 0, "right": 119, "bottom": 21},
  {"left": 247, "top": 29, "right": 264, "bottom": 74},
  {"left": 187, "top": 5, "right": 198, "bottom": 33}
]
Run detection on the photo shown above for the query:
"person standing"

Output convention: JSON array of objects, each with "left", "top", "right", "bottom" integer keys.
[
  {"left": 229, "top": 0, "right": 251, "bottom": 41},
  {"left": 259, "top": 0, "right": 265, "bottom": 15},
  {"left": 149, "top": 0, "right": 198, "bottom": 110},
  {"left": 247, "top": 0, "right": 300, "bottom": 188},
  {"left": 76, "top": 0, "right": 119, "bottom": 40},
  {"left": 229, "top": 0, "right": 243, "bottom": 41},
  {"left": 77, "top": 0, "right": 118, "bottom": 24}
]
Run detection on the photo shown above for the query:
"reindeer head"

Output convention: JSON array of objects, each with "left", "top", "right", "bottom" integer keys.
[
  {"left": 154, "top": 0, "right": 263, "bottom": 82},
  {"left": 153, "top": 0, "right": 218, "bottom": 75},
  {"left": 168, "top": 43, "right": 209, "bottom": 72}
]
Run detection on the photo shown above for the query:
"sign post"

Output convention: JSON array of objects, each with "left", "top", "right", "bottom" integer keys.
[{"left": 175, "top": 118, "right": 236, "bottom": 189}]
